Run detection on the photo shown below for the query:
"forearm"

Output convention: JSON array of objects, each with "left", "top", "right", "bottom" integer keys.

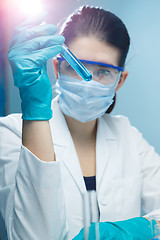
[{"left": 22, "top": 120, "right": 55, "bottom": 162}]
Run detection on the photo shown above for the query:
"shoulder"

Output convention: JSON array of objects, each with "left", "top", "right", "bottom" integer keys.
[
  {"left": 102, "top": 113, "right": 132, "bottom": 131},
  {"left": 101, "top": 113, "right": 142, "bottom": 140},
  {"left": 0, "top": 113, "right": 22, "bottom": 124},
  {"left": 0, "top": 113, "right": 22, "bottom": 139},
  {"left": 0, "top": 114, "right": 22, "bottom": 187},
  {"left": 102, "top": 114, "right": 130, "bottom": 126}
]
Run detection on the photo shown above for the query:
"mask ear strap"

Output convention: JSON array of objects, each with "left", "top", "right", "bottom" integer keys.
[{"left": 106, "top": 94, "right": 116, "bottom": 114}]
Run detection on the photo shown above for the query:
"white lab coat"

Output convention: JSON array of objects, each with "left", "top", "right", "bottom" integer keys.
[{"left": 0, "top": 98, "right": 160, "bottom": 240}]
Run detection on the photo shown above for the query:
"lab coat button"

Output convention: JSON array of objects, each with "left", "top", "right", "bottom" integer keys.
[{"left": 100, "top": 198, "right": 107, "bottom": 206}]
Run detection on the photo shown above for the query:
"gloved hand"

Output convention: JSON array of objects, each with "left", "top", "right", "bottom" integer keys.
[
  {"left": 73, "top": 217, "right": 152, "bottom": 240},
  {"left": 8, "top": 12, "right": 65, "bottom": 120}
]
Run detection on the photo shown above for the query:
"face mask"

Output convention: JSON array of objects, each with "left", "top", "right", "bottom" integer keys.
[{"left": 56, "top": 74, "right": 119, "bottom": 122}]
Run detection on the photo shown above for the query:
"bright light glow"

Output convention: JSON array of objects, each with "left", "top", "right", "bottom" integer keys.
[{"left": 19, "top": 0, "right": 43, "bottom": 17}]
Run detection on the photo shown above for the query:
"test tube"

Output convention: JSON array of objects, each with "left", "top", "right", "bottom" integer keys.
[
  {"left": 61, "top": 44, "right": 92, "bottom": 81},
  {"left": 83, "top": 191, "right": 100, "bottom": 240},
  {"left": 83, "top": 192, "right": 91, "bottom": 240}
]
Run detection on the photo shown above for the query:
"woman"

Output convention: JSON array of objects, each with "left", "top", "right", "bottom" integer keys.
[{"left": 0, "top": 5, "right": 160, "bottom": 239}]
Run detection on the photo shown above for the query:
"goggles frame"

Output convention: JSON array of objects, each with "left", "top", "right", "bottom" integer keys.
[{"left": 57, "top": 56, "right": 124, "bottom": 72}]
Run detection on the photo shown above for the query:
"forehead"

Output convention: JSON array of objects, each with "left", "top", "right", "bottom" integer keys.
[{"left": 67, "top": 36, "right": 120, "bottom": 66}]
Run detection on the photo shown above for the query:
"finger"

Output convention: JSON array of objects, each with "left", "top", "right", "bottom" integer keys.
[
  {"left": 32, "top": 45, "right": 64, "bottom": 64},
  {"left": 8, "top": 35, "right": 65, "bottom": 61},
  {"left": 8, "top": 35, "right": 65, "bottom": 62},
  {"left": 22, "top": 35, "right": 65, "bottom": 52},
  {"left": 29, "top": 34, "right": 65, "bottom": 50},
  {"left": 9, "top": 24, "right": 58, "bottom": 49},
  {"left": 26, "top": 24, "right": 58, "bottom": 39},
  {"left": 8, "top": 45, "right": 64, "bottom": 75}
]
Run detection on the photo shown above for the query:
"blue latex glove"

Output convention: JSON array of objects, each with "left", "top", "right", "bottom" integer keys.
[
  {"left": 73, "top": 217, "right": 152, "bottom": 240},
  {"left": 8, "top": 12, "right": 65, "bottom": 120}
]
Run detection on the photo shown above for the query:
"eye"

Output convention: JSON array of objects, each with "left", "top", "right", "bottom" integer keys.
[
  {"left": 95, "top": 68, "right": 110, "bottom": 77},
  {"left": 65, "top": 64, "right": 74, "bottom": 72}
]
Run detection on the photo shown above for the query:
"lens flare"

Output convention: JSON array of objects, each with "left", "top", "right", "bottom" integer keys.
[{"left": 19, "top": 0, "right": 43, "bottom": 17}]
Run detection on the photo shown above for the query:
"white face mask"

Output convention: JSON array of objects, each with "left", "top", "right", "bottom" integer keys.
[{"left": 56, "top": 74, "right": 119, "bottom": 122}]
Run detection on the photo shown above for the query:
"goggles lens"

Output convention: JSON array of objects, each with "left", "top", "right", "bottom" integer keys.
[{"left": 58, "top": 57, "right": 123, "bottom": 85}]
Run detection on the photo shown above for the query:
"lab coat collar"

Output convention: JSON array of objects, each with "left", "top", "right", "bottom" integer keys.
[
  {"left": 97, "top": 114, "right": 117, "bottom": 141},
  {"left": 50, "top": 97, "right": 71, "bottom": 147},
  {"left": 96, "top": 115, "right": 117, "bottom": 190}
]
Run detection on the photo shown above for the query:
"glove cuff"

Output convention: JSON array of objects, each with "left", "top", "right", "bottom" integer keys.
[
  {"left": 115, "top": 217, "right": 152, "bottom": 240},
  {"left": 20, "top": 75, "right": 53, "bottom": 121},
  {"left": 22, "top": 107, "right": 53, "bottom": 121}
]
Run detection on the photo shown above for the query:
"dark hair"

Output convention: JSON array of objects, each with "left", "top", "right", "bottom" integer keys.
[{"left": 59, "top": 6, "right": 130, "bottom": 113}]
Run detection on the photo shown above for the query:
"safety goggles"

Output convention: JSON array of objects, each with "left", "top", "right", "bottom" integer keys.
[{"left": 57, "top": 56, "right": 124, "bottom": 85}]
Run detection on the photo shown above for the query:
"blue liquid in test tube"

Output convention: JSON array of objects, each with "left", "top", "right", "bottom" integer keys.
[{"left": 61, "top": 44, "right": 92, "bottom": 81}]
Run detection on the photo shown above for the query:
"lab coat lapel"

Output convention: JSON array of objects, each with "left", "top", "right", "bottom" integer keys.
[
  {"left": 49, "top": 98, "right": 86, "bottom": 195},
  {"left": 62, "top": 141, "right": 86, "bottom": 194},
  {"left": 50, "top": 98, "right": 70, "bottom": 148},
  {"left": 96, "top": 115, "right": 117, "bottom": 191}
]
